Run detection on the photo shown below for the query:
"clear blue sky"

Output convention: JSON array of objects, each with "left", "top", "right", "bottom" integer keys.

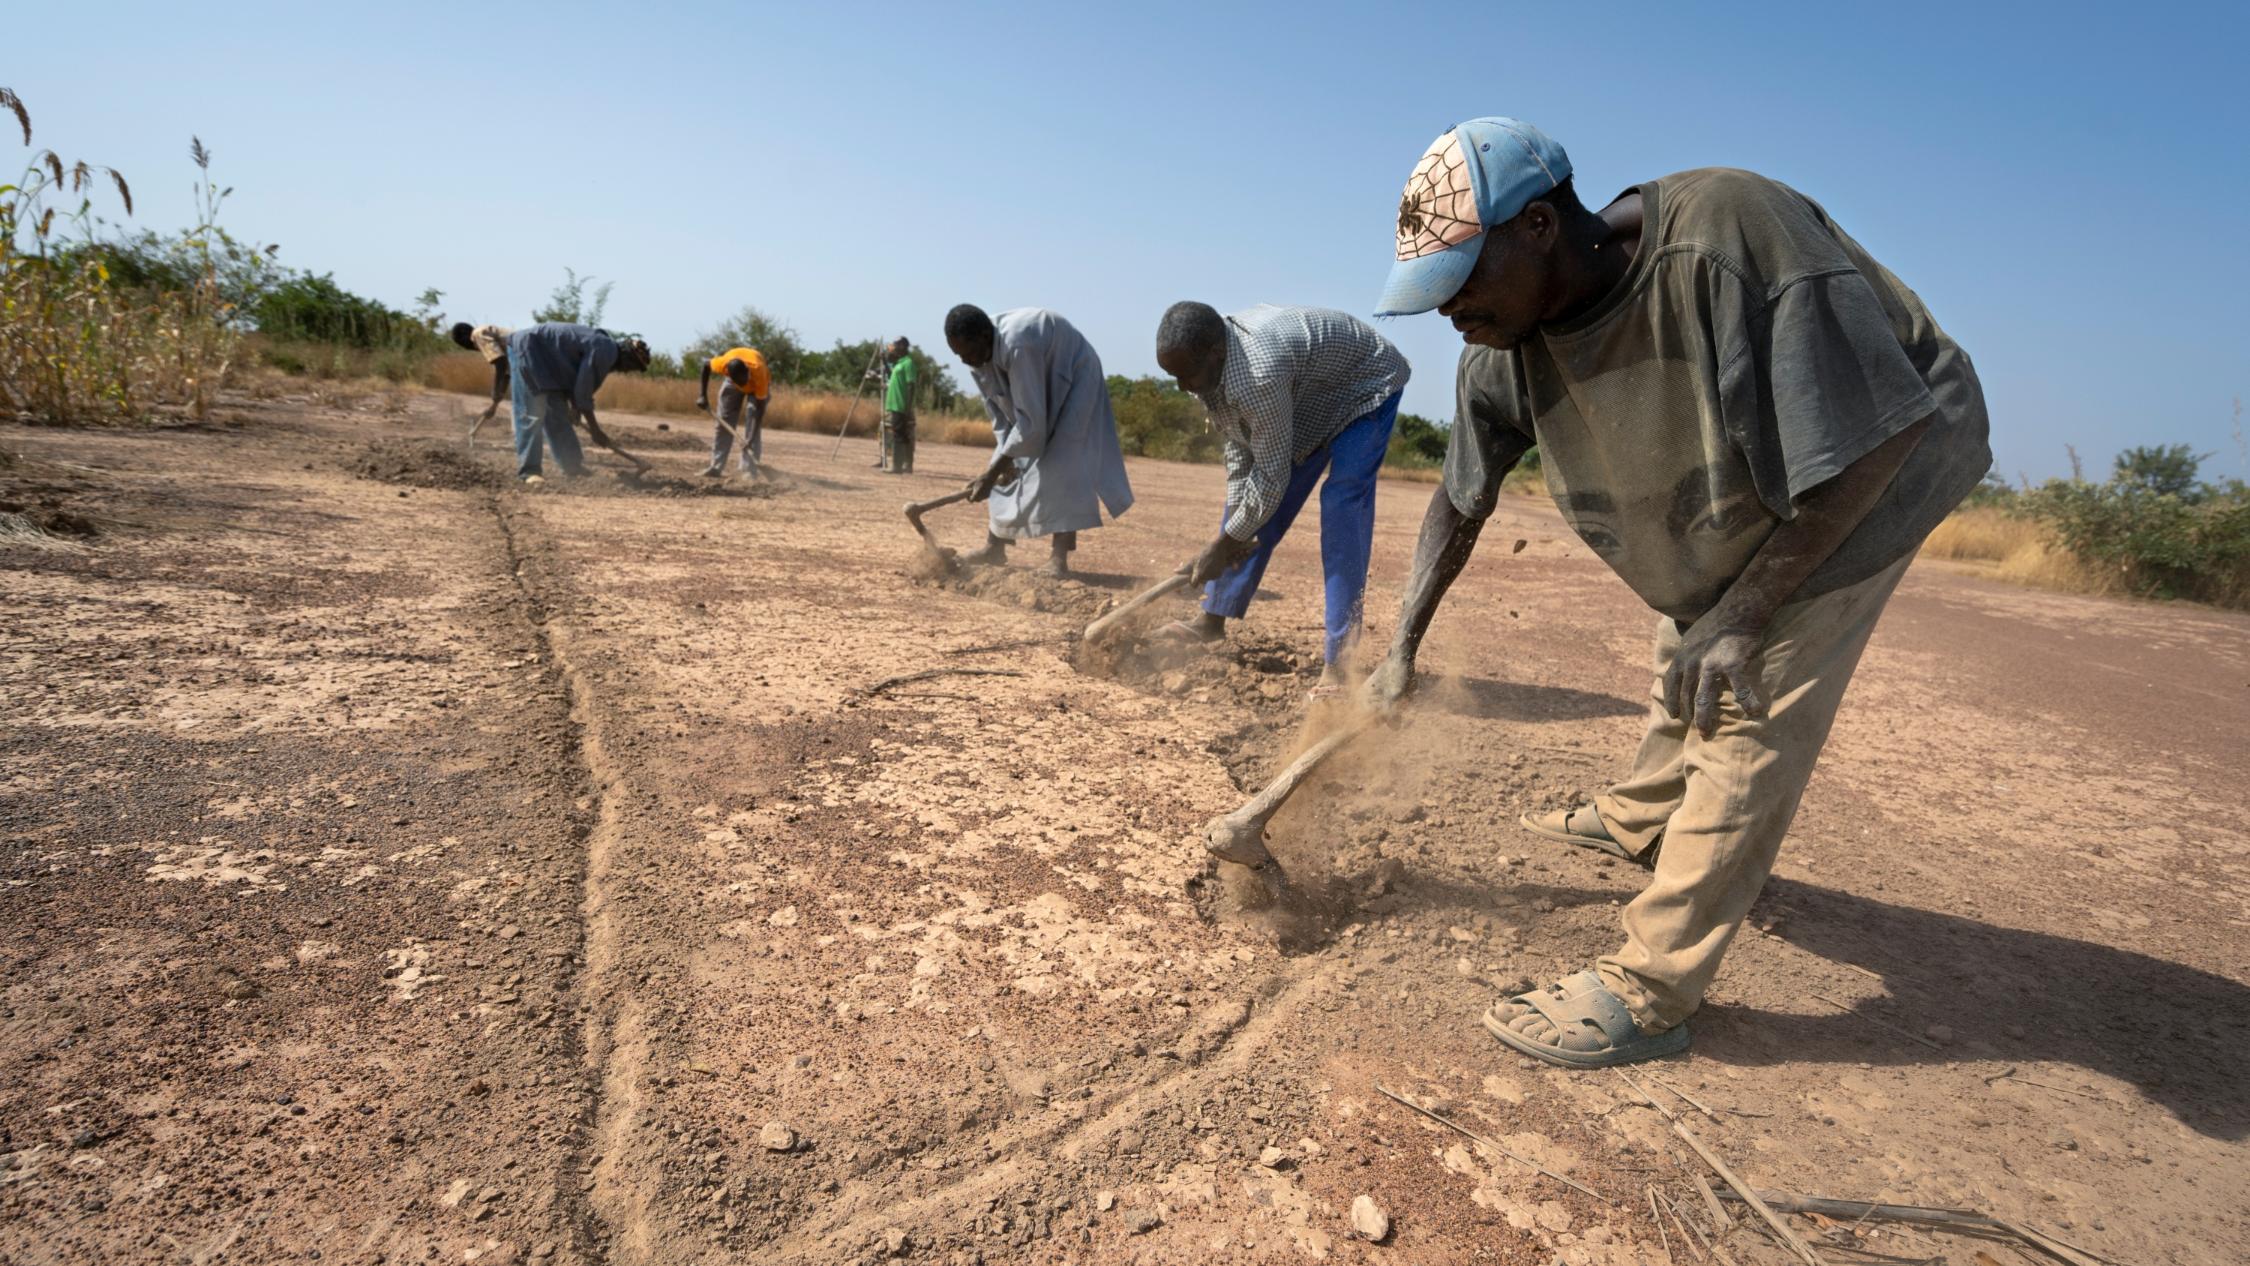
[{"left": 15, "top": 0, "right": 2249, "bottom": 481}]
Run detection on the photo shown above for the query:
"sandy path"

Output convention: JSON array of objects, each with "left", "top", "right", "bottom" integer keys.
[{"left": 3, "top": 392, "right": 2245, "bottom": 1265}]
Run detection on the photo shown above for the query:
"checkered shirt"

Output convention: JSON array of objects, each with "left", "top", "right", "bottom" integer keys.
[{"left": 1196, "top": 305, "right": 1409, "bottom": 540}]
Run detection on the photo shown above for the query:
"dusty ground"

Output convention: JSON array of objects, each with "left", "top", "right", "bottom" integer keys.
[{"left": 3, "top": 390, "right": 2246, "bottom": 1266}]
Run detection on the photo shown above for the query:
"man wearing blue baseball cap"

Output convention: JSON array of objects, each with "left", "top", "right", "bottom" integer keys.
[{"left": 1368, "top": 119, "right": 1990, "bottom": 1068}]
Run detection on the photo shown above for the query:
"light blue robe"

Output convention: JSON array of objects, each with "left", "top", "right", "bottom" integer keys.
[{"left": 972, "top": 309, "right": 1134, "bottom": 539}]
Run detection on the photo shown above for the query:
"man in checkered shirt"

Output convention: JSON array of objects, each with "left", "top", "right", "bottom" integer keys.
[{"left": 1155, "top": 303, "right": 1409, "bottom": 686}]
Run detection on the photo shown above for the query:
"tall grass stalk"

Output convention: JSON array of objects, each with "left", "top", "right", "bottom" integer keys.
[{"left": 0, "top": 93, "right": 247, "bottom": 424}]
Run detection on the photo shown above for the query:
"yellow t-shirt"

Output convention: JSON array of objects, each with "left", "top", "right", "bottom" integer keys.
[{"left": 707, "top": 347, "right": 770, "bottom": 399}]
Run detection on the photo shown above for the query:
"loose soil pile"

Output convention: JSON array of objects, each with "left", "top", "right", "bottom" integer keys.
[
  {"left": 604, "top": 468, "right": 789, "bottom": 499},
  {"left": 351, "top": 438, "right": 508, "bottom": 491}
]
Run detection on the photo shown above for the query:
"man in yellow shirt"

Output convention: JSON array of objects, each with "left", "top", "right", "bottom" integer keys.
[{"left": 696, "top": 347, "right": 771, "bottom": 477}]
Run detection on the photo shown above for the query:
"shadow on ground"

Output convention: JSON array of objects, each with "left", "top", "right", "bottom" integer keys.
[
  {"left": 1432, "top": 674, "right": 1644, "bottom": 723},
  {"left": 1697, "top": 880, "right": 2250, "bottom": 1140}
]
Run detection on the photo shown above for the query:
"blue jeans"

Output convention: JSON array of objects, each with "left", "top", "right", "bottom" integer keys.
[
  {"left": 1202, "top": 392, "right": 1399, "bottom": 663},
  {"left": 514, "top": 386, "right": 586, "bottom": 478}
]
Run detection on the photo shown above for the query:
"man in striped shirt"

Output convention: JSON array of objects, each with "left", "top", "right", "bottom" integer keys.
[{"left": 1155, "top": 303, "right": 1409, "bottom": 684}]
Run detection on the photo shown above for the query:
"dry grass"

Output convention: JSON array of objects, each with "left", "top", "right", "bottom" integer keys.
[
  {"left": 421, "top": 353, "right": 490, "bottom": 397},
  {"left": 1919, "top": 507, "right": 2114, "bottom": 597},
  {"left": 767, "top": 390, "right": 879, "bottom": 439},
  {"left": 1921, "top": 506, "right": 2041, "bottom": 561},
  {"left": 938, "top": 419, "right": 995, "bottom": 447}
]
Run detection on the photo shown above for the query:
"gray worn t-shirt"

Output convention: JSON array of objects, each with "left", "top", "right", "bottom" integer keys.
[{"left": 1445, "top": 168, "right": 1990, "bottom": 620}]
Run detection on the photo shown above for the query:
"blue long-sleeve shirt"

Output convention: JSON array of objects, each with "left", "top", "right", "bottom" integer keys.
[{"left": 507, "top": 323, "right": 621, "bottom": 417}]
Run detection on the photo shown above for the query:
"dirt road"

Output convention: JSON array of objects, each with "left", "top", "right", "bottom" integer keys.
[{"left": 5, "top": 392, "right": 2246, "bottom": 1266}]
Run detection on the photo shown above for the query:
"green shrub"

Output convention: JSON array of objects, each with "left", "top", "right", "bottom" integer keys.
[
  {"left": 1107, "top": 375, "right": 1221, "bottom": 463},
  {"left": 253, "top": 273, "right": 421, "bottom": 349},
  {"left": 1385, "top": 411, "right": 1448, "bottom": 468},
  {"left": 1, "top": 96, "right": 252, "bottom": 423},
  {"left": 2019, "top": 475, "right": 2250, "bottom": 608},
  {"left": 1960, "top": 468, "right": 2018, "bottom": 508}
]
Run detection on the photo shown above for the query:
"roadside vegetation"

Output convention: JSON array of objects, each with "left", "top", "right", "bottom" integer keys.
[
  {"left": 1923, "top": 441, "right": 2250, "bottom": 610},
  {"left": 0, "top": 93, "right": 261, "bottom": 424}
]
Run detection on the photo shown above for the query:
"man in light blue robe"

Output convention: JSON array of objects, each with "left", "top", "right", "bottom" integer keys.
[{"left": 944, "top": 304, "right": 1135, "bottom": 578}]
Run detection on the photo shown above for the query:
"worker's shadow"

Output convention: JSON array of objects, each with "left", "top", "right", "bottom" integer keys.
[
  {"left": 1699, "top": 880, "right": 2250, "bottom": 1141},
  {"left": 1427, "top": 674, "right": 1643, "bottom": 723}
]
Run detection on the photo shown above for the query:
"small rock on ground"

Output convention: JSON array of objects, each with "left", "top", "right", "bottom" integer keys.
[{"left": 1351, "top": 1195, "right": 1391, "bottom": 1242}]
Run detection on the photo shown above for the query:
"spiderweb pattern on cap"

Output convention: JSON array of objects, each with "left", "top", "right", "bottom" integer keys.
[{"left": 1396, "top": 132, "right": 1480, "bottom": 262}]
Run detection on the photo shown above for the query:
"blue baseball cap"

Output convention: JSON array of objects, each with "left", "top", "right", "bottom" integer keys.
[{"left": 1374, "top": 118, "right": 1573, "bottom": 317}]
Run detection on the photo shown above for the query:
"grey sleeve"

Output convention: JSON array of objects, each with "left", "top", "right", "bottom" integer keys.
[
  {"left": 1442, "top": 347, "right": 1535, "bottom": 520},
  {"left": 1719, "top": 270, "right": 1938, "bottom": 518}
]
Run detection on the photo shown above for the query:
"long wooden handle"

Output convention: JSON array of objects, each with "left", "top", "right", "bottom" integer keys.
[
  {"left": 579, "top": 415, "right": 649, "bottom": 471},
  {"left": 1204, "top": 713, "right": 1378, "bottom": 865},
  {"left": 1081, "top": 571, "right": 1192, "bottom": 642},
  {"left": 1237, "top": 719, "right": 1371, "bottom": 825}
]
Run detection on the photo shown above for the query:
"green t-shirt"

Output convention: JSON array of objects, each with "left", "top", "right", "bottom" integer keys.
[
  {"left": 1445, "top": 167, "right": 1990, "bottom": 621},
  {"left": 885, "top": 354, "right": 917, "bottom": 413}
]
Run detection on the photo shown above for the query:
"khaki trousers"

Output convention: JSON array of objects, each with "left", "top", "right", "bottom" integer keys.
[{"left": 1592, "top": 553, "right": 1912, "bottom": 1030}]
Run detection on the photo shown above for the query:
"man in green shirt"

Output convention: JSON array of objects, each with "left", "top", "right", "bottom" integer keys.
[
  {"left": 1368, "top": 118, "right": 1989, "bottom": 1068},
  {"left": 879, "top": 337, "right": 917, "bottom": 474}
]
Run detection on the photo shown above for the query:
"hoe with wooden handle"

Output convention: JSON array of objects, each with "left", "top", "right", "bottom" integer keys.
[
  {"left": 1080, "top": 570, "right": 1194, "bottom": 644},
  {"left": 904, "top": 488, "right": 974, "bottom": 559},
  {"left": 578, "top": 414, "right": 651, "bottom": 474},
  {"left": 1203, "top": 711, "right": 1379, "bottom": 867}
]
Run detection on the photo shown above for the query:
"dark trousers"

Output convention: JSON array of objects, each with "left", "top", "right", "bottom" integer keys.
[{"left": 882, "top": 411, "right": 916, "bottom": 473}]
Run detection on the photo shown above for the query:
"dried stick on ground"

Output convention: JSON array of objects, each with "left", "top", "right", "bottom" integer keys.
[
  {"left": 1657, "top": 1191, "right": 1712, "bottom": 1263},
  {"left": 1981, "top": 1068, "right": 2105, "bottom": 1102},
  {"left": 1374, "top": 1083, "right": 1610, "bottom": 1204},
  {"left": 1692, "top": 1173, "right": 1733, "bottom": 1233},
  {"left": 1674, "top": 1123, "right": 1825, "bottom": 1266},
  {"left": 941, "top": 637, "right": 1054, "bottom": 658},
  {"left": 1713, "top": 1191, "right": 2114, "bottom": 1266},
  {"left": 1647, "top": 1074, "right": 1724, "bottom": 1122},
  {"left": 1620, "top": 1071, "right": 1678, "bottom": 1122},
  {"left": 853, "top": 668, "right": 1024, "bottom": 699}
]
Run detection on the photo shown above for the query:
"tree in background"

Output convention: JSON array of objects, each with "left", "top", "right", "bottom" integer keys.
[
  {"left": 2015, "top": 442, "right": 2250, "bottom": 607},
  {"left": 532, "top": 267, "right": 612, "bottom": 327},
  {"left": 1106, "top": 376, "right": 1222, "bottom": 463},
  {"left": 2113, "top": 444, "right": 2210, "bottom": 501},
  {"left": 252, "top": 274, "right": 429, "bottom": 348},
  {"left": 682, "top": 306, "right": 806, "bottom": 384},
  {"left": 799, "top": 337, "right": 962, "bottom": 412}
]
